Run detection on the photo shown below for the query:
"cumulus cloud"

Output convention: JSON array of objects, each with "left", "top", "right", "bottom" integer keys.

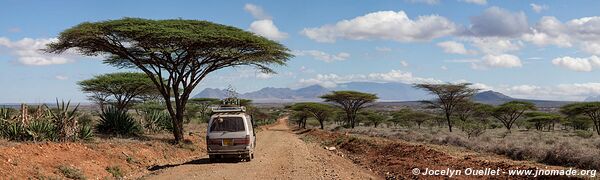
[
  {"left": 293, "top": 50, "right": 350, "bottom": 63},
  {"left": 301, "top": 11, "right": 458, "bottom": 43},
  {"left": 552, "top": 55, "right": 600, "bottom": 72},
  {"left": 244, "top": 3, "right": 272, "bottom": 20},
  {"left": 0, "top": 37, "right": 82, "bottom": 66},
  {"left": 497, "top": 83, "right": 600, "bottom": 101},
  {"left": 460, "top": 0, "right": 487, "bottom": 5},
  {"left": 466, "top": 37, "right": 523, "bottom": 54},
  {"left": 530, "top": 3, "right": 548, "bottom": 13},
  {"left": 244, "top": 4, "right": 287, "bottom": 41},
  {"left": 523, "top": 16, "right": 600, "bottom": 53},
  {"left": 482, "top": 54, "right": 522, "bottom": 68},
  {"left": 437, "top": 41, "right": 477, "bottom": 55},
  {"left": 249, "top": 20, "right": 288, "bottom": 40},
  {"left": 464, "top": 7, "right": 529, "bottom": 37},
  {"left": 297, "top": 69, "right": 442, "bottom": 88},
  {"left": 522, "top": 16, "right": 572, "bottom": 47}
]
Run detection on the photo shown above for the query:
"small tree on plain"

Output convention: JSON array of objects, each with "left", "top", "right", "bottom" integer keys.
[
  {"left": 560, "top": 102, "right": 600, "bottom": 135},
  {"left": 491, "top": 101, "right": 537, "bottom": 133},
  {"left": 414, "top": 83, "right": 478, "bottom": 132},
  {"left": 78, "top": 72, "right": 161, "bottom": 111},
  {"left": 290, "top": 102, "right": 332, "bottom": 129},
  {"left": 320, "top": 91, "right": 378, "bottom": 128}
]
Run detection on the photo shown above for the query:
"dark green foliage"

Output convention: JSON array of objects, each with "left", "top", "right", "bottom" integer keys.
[
  {"left": 78, "top": 124, "right": 94, "bottom": 141},
  {"left": 26, "top": 119, "right": 57, "bottom": 141},
  {"left": 358, "top": 111, "right": 387, "bottom": 128},
  {"left": 2, "top": 121, "right": 26, "bottom": 141},
  {"left": 561, "top": 102, "right": 600, "bottom": 135},
  {"left": 320, "top": 91, "right": 378, "bottom": 128},
  {"left": 491, "top": 101, "right": 537, "bottom": 132},
  {"left": 144, "top": 110, "right": 173, "bottom": 133},
  {"left": 79, "top": 72, "right": 161, "bottom": 111},
  {"left": 96, "top": 107, "right": 141, "bottom": 136},
  {"left": 414, "top": 83, "right": 478, "bottom": 132},
  {"left": 289, "top": 102, "right": 333, "bottom": 129}
]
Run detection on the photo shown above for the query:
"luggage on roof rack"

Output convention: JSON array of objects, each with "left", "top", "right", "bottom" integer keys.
[{"left": 211, "top": 106, "right": 246, "bottom": 113}]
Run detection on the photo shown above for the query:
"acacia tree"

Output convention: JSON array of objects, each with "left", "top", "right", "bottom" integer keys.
[
  {"left": 414, "top": 83, "right": 478, "bottom": 132},
  {"left": 524, "top": 112, "right": 561, "bottom": 131},
  {"left": 358, "top": 111, "right": 387, "bottom": 128},
  {"left": 320, "top": 91, "right": 378, "bottom": 128},
  {"left": 47, "top": 18, "right": 292, "bottom": 142},
  {"left": 188, "top": 98, "right": 220, "bottom": 122},
  {"left": 561, "top": 102, "right": 600, "bottom": 135},
  {"left": 79, "top": 72, "right": 160, "bottom": 111},
  {"left": 393, "top": 109, "right": 431, "bottom": 129},
  {"left": 491, "top": 101, "right": 536, "bottom": 132},
  {"left": 290, "top": 102, "right": 332, "bottom": 129}
]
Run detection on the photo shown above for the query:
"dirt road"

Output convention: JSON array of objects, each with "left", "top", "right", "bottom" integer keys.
[{"left": 145, "top": 117, "right": 380, "bottom": 180}]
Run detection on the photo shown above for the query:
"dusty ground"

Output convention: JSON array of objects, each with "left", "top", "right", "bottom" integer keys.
[
  {"left": 301, "top": 128, "right": 579, "bottom": 179},
  {"left": 0, "top": 124, "right": 208, "bottom": 179},
  {"left": 145, "top": 117, "right": 380, "bottom": 180}
]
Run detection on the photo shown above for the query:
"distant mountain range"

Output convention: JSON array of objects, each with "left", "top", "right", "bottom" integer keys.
[{"left": 193, "top": 82, "right": 574, "bottom": 107}]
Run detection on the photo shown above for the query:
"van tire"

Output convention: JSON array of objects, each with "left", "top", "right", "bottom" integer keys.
[{"left": 209, "top": 155, "right": 218, "bottom": 163}]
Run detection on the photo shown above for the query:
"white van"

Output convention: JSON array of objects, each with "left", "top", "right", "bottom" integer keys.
[{"left": 206, "top": 106, "right": 256, "bottom": 162}]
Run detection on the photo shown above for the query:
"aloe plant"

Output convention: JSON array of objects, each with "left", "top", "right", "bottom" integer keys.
[
  {"left": 46, "top": 100, "right": 80, "bottom": 141},
  {"left": 96, "top": 106, "right": 141, "bottom": 136}
]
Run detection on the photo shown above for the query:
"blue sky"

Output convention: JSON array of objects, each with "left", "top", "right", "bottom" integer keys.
[{"left": 2, "top": 0, "right": 600, "bottom": 103}]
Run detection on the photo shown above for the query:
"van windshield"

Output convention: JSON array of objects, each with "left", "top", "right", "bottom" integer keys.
[{"left": 210, "top": 117, "right": 245, "bottom": 132}]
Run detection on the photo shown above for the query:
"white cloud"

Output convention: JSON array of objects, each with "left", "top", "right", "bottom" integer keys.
[
  {"left": 406, "top": 0, "right": 440, "bottom": 5},
  {"left": 256, "top": 73, "right": 274, "bottom": 79},
  {"left": 460, "top": 0, "right": 487, "bottom": 5},
  {"left": 522, "top": 16, "right": 572, "bottom": 47},
  {"left": 0, "top": 37, "right": 82, "bottom": 66},
  {"left": 243, "top": 3, "right": 271, "bottom": 20},
  {"left": 482, "top": 54, "right": 522, "bottom": 68},
  {"left": 530, "top": 3, "right": 548, "bottom": 13},
  {"left": 55, "top": 75, "right": 69, "bottom": 80},
  {"left": 437, "top": 41, "right": 477, "bottom": 55},
  {"left": 249, "top": 20, "right": 288, "bottom": 41},
  {"left": 375, "top": 47, "right": 392, "bottom": 52},
  {"left": 297, "top": 69, "right": 442, "bottom": 88},
  {"left": 464, "top": 7, "right": 529, "bottom": 37},
  {"left": 400, "top": 60, "right": 409, "bottom": 67},
  {"left": 301, "top": 11, "right": 458, "bottom": 43},
  {"left": 466, "top": 37, "right": 522, "bottom": 54},
  {"left": 498, "top": 83, "right": 600, "bottom": 101},
  {"left": 440, "top": 65, "right": 448, "bottom": 70},
  {"left": 293, "top": 50, "right": 350, "bottom": 63},
  {"left": 552, "top": 55, "right": 600, "bottom": 72}
]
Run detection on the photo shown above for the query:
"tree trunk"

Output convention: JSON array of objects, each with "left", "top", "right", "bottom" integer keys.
[
  {"left": 445, "top": 113, "right": 453, "bottom": 132},
  {"left": 319, "top": 120, "right": 324, "bottom": 129},
  {"left": 171, "top": 109, "right": 185, "bottom": 143}
]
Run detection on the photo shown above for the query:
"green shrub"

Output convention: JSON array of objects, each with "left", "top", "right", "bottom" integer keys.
[
  {"left": 2, "top": 121, "right": 26, "bottom": 141},
  {"left": 78, "top": 124, "right": 94, "bottom": 141},
  {"left": 96, "top": 107, "right": 141, "bottom": 136},
  {"left": 143, "top": 110, "right": 172, "bottom": 133},
  {"left": 58, "top": 165, "right": 86, "bottom": 180},
  {"left": 105, "top": 166, "right": 123, "bottom": 178},
  {"left": 461, "top": 121, "right": 486, "bottom": 139},
  {"left": 574, "top": 130, "right": 594, "bottom": 138},
  {"left": 26, "top": 118, "right": 57, "bottom": 141}
]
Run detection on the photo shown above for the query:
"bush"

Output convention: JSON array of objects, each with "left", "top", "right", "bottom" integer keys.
[
  {"left": 105, "top": 166, "right": 123, "bottom": 178},
  {"left": 78, "top": 124, "right": 94, "bottom": 141},
  {"left": 26, "top": 118, "right": 57, "bottom": 141},
  {"left": 96, "top": 107, "right": 141, "bottom": 136},
  {"left": 461, "top": 121, "right": 486, "bottom": 139},
  {"left": 58, "top": 165, "right": 86, "bottom": 180},
  {"left": 143, "top": 110, "right": 172, "bottom": 133},
  {"left": 2, "top": 121, "right": 26, "bottom": 141},
  {"left": 574, "top": 130, "right": 594, "bottom": 138}
]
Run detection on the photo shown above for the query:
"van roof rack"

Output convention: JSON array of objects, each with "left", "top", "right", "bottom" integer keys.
[{"left": 211, "top": 106, "right": 246, "bottom": 113}]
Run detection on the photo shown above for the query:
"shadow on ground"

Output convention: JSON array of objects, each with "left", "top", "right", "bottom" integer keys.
[{"left": 147, "top": 157, "right": 245, "bottom": 171}]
